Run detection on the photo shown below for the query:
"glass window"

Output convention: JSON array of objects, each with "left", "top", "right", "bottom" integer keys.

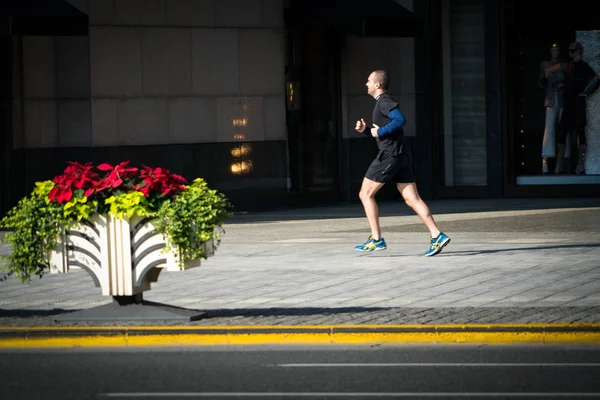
[{"left": 510, "top": 0, "right": 600, "bottom": 185}]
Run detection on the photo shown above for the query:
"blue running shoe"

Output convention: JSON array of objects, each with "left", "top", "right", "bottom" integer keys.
[
  {"left": 424, "top": 232, "right": 451, "bottom": 257},
  {"left": 355, "top": 236, "right": 387, "bottom": 252}
]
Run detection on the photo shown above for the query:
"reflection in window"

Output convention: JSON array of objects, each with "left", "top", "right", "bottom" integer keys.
[
  {"left": 230, "top": 142, "right": 252, "bottom": 176},
  {"left": 232, "top": 118, "right": 248, "bottom": 127},
  {"left": 230, "top": 161, "right": 253, "bottom": 175}
]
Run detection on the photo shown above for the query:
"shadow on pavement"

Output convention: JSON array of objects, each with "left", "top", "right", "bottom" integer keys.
[
  {"left": 203, "top": 306, "right": 390, "bottom": 319},
  {"left": 0, "top": 308, "right": 70, "bottom": 318},
  {"left": 2, "top": 306, "right": 600, "bottom": 325},
  {"left": 375, "top": 243, "right": 600, "bottom": 258},
  {"left": 0, "top": 306, "right": 391, "bottom": 323},
  {"left": 440, "top": 243, "right": 600, "bottom": 256}
]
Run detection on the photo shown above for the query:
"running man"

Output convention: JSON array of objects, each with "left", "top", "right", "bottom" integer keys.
[{"left": 354, "top": 70, "right": 450, "bottom": 256}]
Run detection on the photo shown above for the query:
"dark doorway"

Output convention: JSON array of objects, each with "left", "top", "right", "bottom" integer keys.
[
  {"left": 0, "top": 33, "right": 12, "bottom": 218},
  {"left": 284, "top": 12, "right": 343, "bottom": 204}
]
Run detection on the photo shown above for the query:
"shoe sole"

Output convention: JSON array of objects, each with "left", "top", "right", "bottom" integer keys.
[
  {"left": 355, "top": 246, "right": 387, "bottom": 252},
  {"left": 424, "top": 237, "right": 451, "bottom": 257}
]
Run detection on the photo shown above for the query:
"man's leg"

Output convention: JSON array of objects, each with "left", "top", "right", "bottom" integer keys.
[
  {"left": 396, "top": 182, "right": 440, "bottom": 238},
  {"left": 541, "top": 105, "right": 556, "bottom": 173},
  {"left": 555, "top": 108, "right": 570, "bottom": 174},
  {"left": 575, "top": 123, "right": 587, "bottom": 174},
  {"left": 358, "top": 177, "right": 385, "bottom": 239},
  {"left": 397, "top": 182, "right": 450, "bottom": 256}
]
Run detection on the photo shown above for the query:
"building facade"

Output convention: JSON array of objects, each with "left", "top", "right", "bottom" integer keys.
[{"left": 1, "top": 0, "right": 599, "bottom": 218}]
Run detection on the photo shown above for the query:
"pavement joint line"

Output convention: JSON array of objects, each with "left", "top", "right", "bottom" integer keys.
[{"left": 480, "top": 265, "right": 600, "bottom": 308}]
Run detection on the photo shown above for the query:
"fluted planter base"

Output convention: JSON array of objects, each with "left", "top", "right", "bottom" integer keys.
[{"left": 49, "top": 214, "right": 216, "bottom": 323}]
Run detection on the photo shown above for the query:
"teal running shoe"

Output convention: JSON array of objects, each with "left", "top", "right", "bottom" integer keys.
[
  {"left": 355, "top": 236, "right": 387, "bottom": 252},
  {"left": 424, "top": 232, "right": 451, "bottom": 256}
]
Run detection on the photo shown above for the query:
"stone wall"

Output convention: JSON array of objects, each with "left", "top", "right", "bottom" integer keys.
[{"left": 15, "top": 0, "right": 287, "bottom": 149}]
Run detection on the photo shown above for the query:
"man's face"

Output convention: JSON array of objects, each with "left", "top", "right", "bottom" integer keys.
[
  {"left": 366, "top": 73, "right": 379, "bottom": 96},
  {"left": 569, "top": 45, "right": 580, "bottom": 59},
  {"left": 551, "top": 47, "right": 560, "bottom": 59}
]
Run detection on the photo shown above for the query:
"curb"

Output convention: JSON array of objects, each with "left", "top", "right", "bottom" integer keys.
[{"left": 2, "top": 324, "right": 600, "bottom": 347}]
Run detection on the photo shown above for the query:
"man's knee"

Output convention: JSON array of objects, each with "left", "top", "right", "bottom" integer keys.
[
  {"left": 404, "top": 196, "right": 419, "bottom": 208},
  {"left": 399, "top": 185, "right": 421, "bottom": 208},
  {"left": 359, "top": 187, "right": 376, "bottom": 200},
  {"left": 359, "top": 179, "right": 382, "bottom": 200}
]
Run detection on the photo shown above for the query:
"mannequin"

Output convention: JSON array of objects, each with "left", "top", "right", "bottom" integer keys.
[
  {"left": 538, "top": 44, "right": 566, "bottom": 174},
  {"left": 556, "top": 41, "right": 598, "bottom": 174}
]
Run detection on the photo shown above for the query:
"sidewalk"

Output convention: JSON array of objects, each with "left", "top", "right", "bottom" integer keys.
[{"left": 1, "top": 197, "right": 600, "bottom": 328}]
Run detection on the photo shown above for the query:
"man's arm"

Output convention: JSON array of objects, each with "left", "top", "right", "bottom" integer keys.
[
  {"left": 582, "top": 62, "right": 599, "bottom": 97},
  {"left": 362, "top": 123, "right": 372, "bottom": 137},
  {"left": 539, "top": 62, "right": 549, "bottom": 88},
  {"left": 355, "top": 118, "right": 372, "bottom": 137},
  {"left": 376, "top": 108, "right": 406, "bottom": 136}
]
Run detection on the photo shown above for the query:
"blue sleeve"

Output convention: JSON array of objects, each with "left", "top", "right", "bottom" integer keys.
[{"left": 377, "top": 108, "right": 406, "bottom": 136}]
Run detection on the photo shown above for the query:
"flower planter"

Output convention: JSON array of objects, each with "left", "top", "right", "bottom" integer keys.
[
  {"left": 49, "top": 214, "right": 214, "bottom": 297},
  {"left": 1, "top": 160, "right": 229, "bottom": 322}
]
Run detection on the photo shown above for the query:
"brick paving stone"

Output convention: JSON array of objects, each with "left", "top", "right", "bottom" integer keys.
[{"left": 1, "top": 198, "right": 600, "bottom": 327}]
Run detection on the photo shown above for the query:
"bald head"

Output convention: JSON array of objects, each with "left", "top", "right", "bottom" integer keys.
[
  {"left": 366, "top": 70, "right": 391, "bottom": 98},
  {"left": 371, "top": 70, "right": 389, "bottom": 90}
]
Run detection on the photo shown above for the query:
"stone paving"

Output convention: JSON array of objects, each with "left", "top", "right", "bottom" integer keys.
[{"left": 1, "top": 197, "right": 599, "bottom": 326}]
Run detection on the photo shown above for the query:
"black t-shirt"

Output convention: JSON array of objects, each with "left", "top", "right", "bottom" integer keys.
[
  {"left": 564, "top": 60, "right": 596, "bottom": 99},
  {"left": 372, "top": 92, "right": 403, "bottom": 157}
]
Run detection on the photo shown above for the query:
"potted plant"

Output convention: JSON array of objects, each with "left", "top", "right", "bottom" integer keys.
[{"left": 0, "top": 161, "right": 231, "bottom": 321}]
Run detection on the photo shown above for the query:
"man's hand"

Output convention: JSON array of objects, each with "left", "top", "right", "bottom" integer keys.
[
  {"left": 371, "top": 124, "right": 379, "bottom": 137},
  {"left": 355, "top": 118, "right": 366, "bottom": 133},
  {"left": 579, "top": 93, "right": 588, "bottom": 97}
]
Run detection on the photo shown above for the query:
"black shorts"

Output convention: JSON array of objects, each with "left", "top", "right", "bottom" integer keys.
[{"left": 365, "top": 151, "right": 415, "bottom": 184}]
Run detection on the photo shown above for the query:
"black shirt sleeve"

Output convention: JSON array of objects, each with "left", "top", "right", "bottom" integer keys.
[
  {"left": 584, "top": 61, "right": 597, "bottom": 77},
  {"left": 539, "top": 62, "right": 548, "bottom": 88},
  {"left": 582, "top": 62, "right": 599, "bottom": 96},
  {"left": 378, "top": 96, "right": 399, "bottom": 116}
]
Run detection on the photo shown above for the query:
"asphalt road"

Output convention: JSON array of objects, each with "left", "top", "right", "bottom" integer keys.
[{"left": 2, "top": 345, "right": 600, "bottom": 399}]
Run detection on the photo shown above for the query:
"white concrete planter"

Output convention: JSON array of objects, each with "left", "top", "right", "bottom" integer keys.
[{"left": 48, "top": 214, "right": 214, "bottom": 297}]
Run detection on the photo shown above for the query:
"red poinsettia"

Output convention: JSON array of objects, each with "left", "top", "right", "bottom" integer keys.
[
  {"left": 136, "top": 165, "right": 187, "bottom": 198},
  {"left": 48, "top": 162, "right": 100, "bottom": 203},
  {"left": 94, "top": 161, "right": 139, "bottom": 193},
  {"left": 47, "top": 160, "right": 189, "bottom": 206}
]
